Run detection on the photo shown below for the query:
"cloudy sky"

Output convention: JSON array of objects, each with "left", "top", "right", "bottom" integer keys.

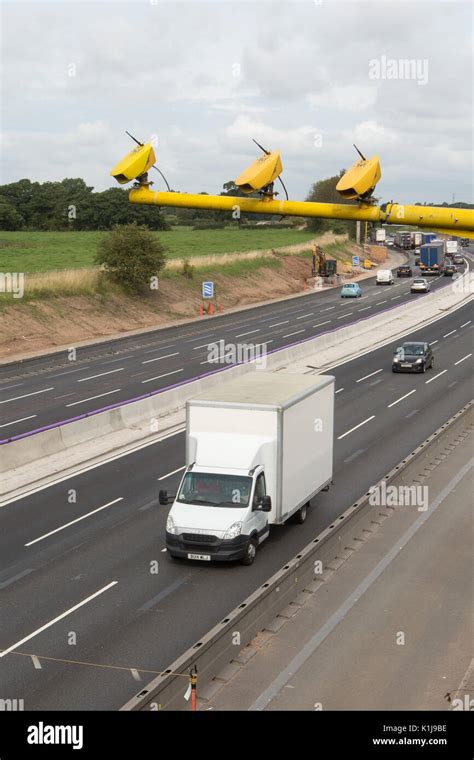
[{"left": 1, "top": 0, "right": 472, "bottom": 204}]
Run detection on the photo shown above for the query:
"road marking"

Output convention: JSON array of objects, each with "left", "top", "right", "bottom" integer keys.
[
  {"left": 282, "top": 329, "right": 305, "bottom": 338},
  {"left": 100, "top": 355, "right": 134, "bottom": 364},
  {"left": 158, "top": 465, "right": 186, "bottom": 481},
  {"left": 142, "top": 352, "right": 180, "bottom": 365},
  {"left": 337, "top": 415, "right": 375, "bottom": 440},
  {"left": 0, "top": 581, "right": 118, "bottom": 658},
  {"left": 454, "top": 353, "right": 472, "bottom": 366},
  {"left": 193, "top": 342, "right": 218, "bottom": 350},
  {"left": 312, "top": 320, "right": 331, "bottom": 328},
  {"left": 142, "top": 369, "right": 184, "bottom": 383},
  {"left": 24, "top": 498, "right": 124, "bottom": 546},
  {"left": 405, "top": 408, "right": 419, "bottom": 419},
  {"left": 356, "top": 368, "right": 383, "bottom": 383},
  {"left": 235, "top": 329, "right": 260, "bottom": 337},
  {"left": 0, "top": 415, "right": 37, "bottom": 429},
  {"left": 320, "top": 307, "right": 335, "bottom": 312},
  {"left": 335, "top": 388, "right": 344, "bottom": 394},
  {"left": 425, "top": 370, "right": 447, "bottom": 384},
  {"left": 443, "top": 330, "right": 457, "bottom": 338},
  {"left": 430, "top": 340, "right": 439, "bottom": 345},
  {"left": 358, "top": 306, "right": 371, "bottom": 311},
  {"left": 391, "top": 295, "right": 401, "bottom": 300},
  {"left": 337, "top": 312, "right": 353, "bottom": 319},
  {"left": 376, "top": 300, "right": 387, "bottom": 305},
  {"left": 344, "top": 448, "right": 365, "bottom": 464},
  {"left": 0, "top": 387, "right": 54, "bottom": 405},
  {"left": 200, "top": 357, "right": 225, "bottom": 365},
  {"left": 50, "top": 367, "right": 91, "bottom": 379},
  {"left": 143, "top": 345, "right": 175, "bottom": 354},
  {"left": 66, "top": 389, "right": 121, "bottom": 407},
  {"left": 268, "top": 321, "right": 289, "bottom": 328},
  {"left": 388, "top": 389, "right": 416, "bottom": 408},
  {"left": 296, "top": 313, "right": 314, "bottom": 320},
  {"left": 186, "top": 334, "right": 215, "bottom": 342},
  {"left": 460, "top": 321, "right": 471, "bottom": 328},
  {"left": 78, "top": 368, "right": 124, "bottom": 382}
]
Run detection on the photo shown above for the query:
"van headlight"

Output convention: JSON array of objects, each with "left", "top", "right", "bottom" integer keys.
[
  {"left": 223, "top": 522, "right": 243, "bottom": 540},
  {"left": 166, "top": 514, "right": 178, "bottom": 534},
  {"left": 415, "top": 358, "right": 422, "bottom": 363}
]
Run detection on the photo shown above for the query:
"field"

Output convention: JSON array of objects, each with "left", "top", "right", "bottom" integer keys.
[{"left": 0, "top": 228, "right": 315, "bottom": 274}]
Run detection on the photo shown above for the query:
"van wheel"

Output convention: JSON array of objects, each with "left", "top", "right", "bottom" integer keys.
[
  {"left": 294, "top": 503, "right": 308, "bottom": 524},
  {"left": 241, "top": 538, "right": 257, "bottom": 566}
]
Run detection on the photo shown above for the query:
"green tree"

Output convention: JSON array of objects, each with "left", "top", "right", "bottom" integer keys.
[
  {"left": 306, "top": 172, "right": 358, "bottom": 240},
  {"left": 0, "top": 198, "right": 24, "bottom": 229},
  {"left": 95, "top": 223, "right": 167, "bottom": 293}
]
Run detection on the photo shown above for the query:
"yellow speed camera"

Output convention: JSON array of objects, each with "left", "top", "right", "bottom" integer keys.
[
  {"left": 235, "top": 151, "right": 283, "bottom": 194},
  {"left": 110, "top": 143, "right": 156, "bottom": 184},
  {"left": 336, "top": 147, "right": 381, "bottom": 201}
]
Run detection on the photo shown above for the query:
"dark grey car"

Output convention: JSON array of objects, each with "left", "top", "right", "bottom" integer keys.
[{"left": 392, "top": 341, "right": 434, "bottom": 373}]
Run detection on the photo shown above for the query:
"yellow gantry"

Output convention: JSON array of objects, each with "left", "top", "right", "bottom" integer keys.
[{"left": 128, "top": 186, "right": 474, "bottom": 239}]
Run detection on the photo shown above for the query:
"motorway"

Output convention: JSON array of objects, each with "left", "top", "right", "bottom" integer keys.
[
  {"left": 0, "top": 250, "right": 464, "bottom": 437},
  {"left": 0, "top": 293, "right": 472, "bottom": 709}
]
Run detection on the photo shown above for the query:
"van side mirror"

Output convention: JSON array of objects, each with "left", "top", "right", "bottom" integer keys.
[
  {"left": 159, "top": 489, "right": 172, "bottom": 505},
  {"left": 261, "top": 495, "right": 272, "bottom": 512}
]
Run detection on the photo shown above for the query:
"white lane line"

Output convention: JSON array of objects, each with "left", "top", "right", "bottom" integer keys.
[
  {"left": 443, "top": 330, "right": 457, "bottom": 338},
  {"left": 268, "top": 321, "right": 289, "bottom": 328},
  {"left": 142, "top": 369, "right": 184, "bottom": 383},
  {"left": 393, "top": 283, "right": 402, "bottom": 288},
  {"left": 337, "top": 415, "right": 375, "bottom": 440},
  {"left": 376, "top": 300, "right": 387, "bottom": 305},
  {"left": 356, "top": 368, "right": 383, "bottom": 383},
  {"left": 158, "top": 465, "right": 186, "bottom": 481},
  {"left": 78, "top": 368, "right": 124, "bottom": 382},
  {"left": 282, "top": 329, "right": 305, "bottom": 338},
  {"left": 0, "top": 387, "right": 54, "bottom": 405},
  {"left": 320, "top": 307, "right": 335, "bottom": 312},
  {"left": 0, "top": 582, "right": 118, "bottom": 658},
  {"left": 312, "top": 320, "right": 331, "bottom": 328},
  {"left": 391, "top": 295, "right": 401, "bottom": 300},
  {"left": 200, "top": 357, "right": 224, "bottom": 365},
  {"left": 235, "top": 329, "right": 260, "bottom": 337},
  {"left": 142, "top": 352, "right": 180, "bottom": 365},
  {"left": 454, "top": 353, "right": 472, "bottom": 366},
  {"left": 66, "top": 389, "right": 121, "bottom": 407},
  {"left": 425, "top": 370, "right": 448, "bottom": 384},
  {"left": 297, "top": 313, "right": 314, "bottom": 320},
  {"left": 337, "top": 312, "right": 353, "bottom": 319},
  {"left": 358, "top": 306, "right": 371, "bottom": 312},
  {"left": 388, "top": 389, "right": 416, "bottom": 408},
  {"left": 186, "top": 334, "right": 214, "bottom": 342},
  {"left": 193, "top": 342, "right": 218, "bottom": 350},
  {"left": 0, "top": 415, "right": 37, "bottom": 429},
  {"left": 143, "top": 344, "right": 175, "bottom": 354},
  {"left": 460, "top": 321, "right": 471, "bottom": 328},
  {"left": 430, "top": 340, "right": 439, "bottom": 345},
  {"left": 335, "top": 388, "right": 344, "bottom": 394},
  {"left": 24, "top": 498, "right": 124, "bottom": 546}
]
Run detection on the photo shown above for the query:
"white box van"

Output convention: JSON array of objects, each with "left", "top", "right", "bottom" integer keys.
[
  {"left": 162, "top": 372, "right": 335, "bottom": 565},
  {"left": 376, "top": 269, "right": 394, "bottom": 285}
]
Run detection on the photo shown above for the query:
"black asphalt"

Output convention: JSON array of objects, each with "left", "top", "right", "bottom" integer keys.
[{"left": 0, "top": 298, "right": 472, "bottom": 710}]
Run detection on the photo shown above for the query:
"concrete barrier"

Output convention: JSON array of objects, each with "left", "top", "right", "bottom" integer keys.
[{"left": 1, "top": 269, "right": 472, "bottom": 502}]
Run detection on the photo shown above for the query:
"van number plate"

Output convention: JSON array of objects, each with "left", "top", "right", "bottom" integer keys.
[{"left": 187, "top": 553, "right": 211, "bottom": 561}]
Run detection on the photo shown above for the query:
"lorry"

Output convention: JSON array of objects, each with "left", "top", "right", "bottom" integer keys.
[
  {"left": 162, "top": 372, "right": 335, "bottom": 565},
  {"left": 445, "top": 240, "right": 458, "bottom": 256},
  {"left": 410, "top": 231, "right": 423, "bottom": 249},
  {"left": 370, "top": 228, "right": 386, "bottom": 244},
  {"left": 421, "top": 232, "right": 437, "bottom": 245},
  {"left": 394, "top": 231, "right": 412, "bottom": 249},
  {"left": 419, "top": 242, "right": 445, "bottom": 275}
]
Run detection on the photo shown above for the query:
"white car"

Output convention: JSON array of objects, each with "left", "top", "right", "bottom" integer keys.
[{"left": 411, "top": 277, "right": 430, "bottom": 293}]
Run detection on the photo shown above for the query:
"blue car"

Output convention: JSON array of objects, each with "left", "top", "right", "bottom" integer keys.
[{"left": 341, "top": 283, "right": 362, "bottom": 298}]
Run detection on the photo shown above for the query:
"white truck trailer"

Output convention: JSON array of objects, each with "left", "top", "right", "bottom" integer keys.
[{"left": 162, "top": 372, "right": 335, "bottom": 565}]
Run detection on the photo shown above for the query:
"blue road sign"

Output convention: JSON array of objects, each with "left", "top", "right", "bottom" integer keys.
[
  {"left": 202, "top": 281, "right": 214, "bottom": 299},
  {"left": 352, "top": 255, "right": 360, "bottom": 267}
]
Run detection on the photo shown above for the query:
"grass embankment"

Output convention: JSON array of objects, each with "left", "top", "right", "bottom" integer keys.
[{"left": 0, "top": 228, "right": 315, "bottom": 273}]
